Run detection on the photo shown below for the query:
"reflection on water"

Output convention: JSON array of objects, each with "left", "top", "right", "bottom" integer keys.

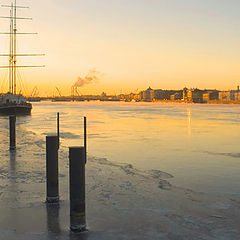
[
  {"left": 8, "top": 151, "right": 18, "bottom": 231},
  {"left": 187, "top": 108, "right": 191, "bottom": 136},
  {"left": 7, "top": 101, "right": 240, "bottom": 198},
  {"left": 46, "top": 203, "right": 60, "bottom": 234},
  {"left": 69, "top": 232, "right": 88, "bottom": 240},
  {"left": 46, "top": 202, "right": 90, "bottom": 240},
  {"left": 10, "top": 151, "right": 16, "bottom": 174}
]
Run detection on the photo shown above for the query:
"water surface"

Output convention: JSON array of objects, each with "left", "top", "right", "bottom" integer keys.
[{"left": 2, "top": 101, "right": 240, "bottom": 199}]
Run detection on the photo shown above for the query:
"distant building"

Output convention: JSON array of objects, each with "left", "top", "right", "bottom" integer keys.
[
  {"left": 230, "top": 90, "right": 240, "bottom": 101},
  {"left": 133, "top": 93, "right": 141, "bottom": 101},
  {"left": 219, "top": 91, "right": 231, "bottom": 101},
  {"left": 151, "top": 89, "right": 182, "bottom": 101},
  {"left": 235, "top": 92, "right": 240, "bottom": 101},
  {"left": 187, "top": 89, "right": 204, "bottom": 103},
  {"left": 170, "top": 92, "right": 182, "bottom": 101},
  {"left": 202, "top": 91, "right": 219, "bottom": 102},
  {"left": 139, "top": 87, "right": 183, "bottom": 101},
  {"left": 101, "top": 92, "right": 107, "bottom": 100},
  {"left": 152, "top": 90, "right": 173, "bottom": 100},
  {"left": 140, "top": 87, "right": 152, "bottom": 101},
  {"left": 119, "top": 94, "right": 125, "bottom": 100},
  {"left": 183, "top": 87, "right": 188, "bottom": 101},
  {"left": 119, "top": 92, "right": 141, "bottom": 102},
  {"left": 218, "top": 90, "right": 240, "bottom": 101},
  {"left": 233, "top": 86, "right": 240, "bottom": 101}
]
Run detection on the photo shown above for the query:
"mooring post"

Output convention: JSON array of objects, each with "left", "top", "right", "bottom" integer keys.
[
  {"left": 69, "top": 146, "right": 86, "bottom": 232},
  {"left": 84, "top": 116, "right": 87, "bottom": 164},
  {"left": 9, "top": 115, "right": 16, "bottom": 151},
  {"left": 57, "top": 112, "right": 60, "bottom": 149},
  {"left": 46, "top": 136, "right": 59, "bottom": 203}
]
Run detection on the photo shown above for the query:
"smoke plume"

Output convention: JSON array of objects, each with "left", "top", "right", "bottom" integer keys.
[{"left": 74, "top": 69, "right": 99, "bottom": 87}]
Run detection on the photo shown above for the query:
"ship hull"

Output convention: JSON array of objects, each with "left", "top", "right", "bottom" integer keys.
[{"left": 0, "top": 104, "right": 32, "bottom": 115}]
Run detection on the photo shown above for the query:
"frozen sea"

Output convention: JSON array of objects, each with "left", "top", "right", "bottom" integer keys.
[
  {"left": 25, "top": 101, "right": 240, "bottom": 198},
  {"left": 0, "top": 101, "right": 240, "bottom": 239}
]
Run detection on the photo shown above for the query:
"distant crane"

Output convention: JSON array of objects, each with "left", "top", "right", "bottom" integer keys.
[
  {"left": 71, "top": 86, "right": 81, "bottom": 97},
  {"left": 31, "top": 86, "right": 40, "bottom": 97},
  {"left": 55, "top": 87, "right": 62, "bottom": 97}
]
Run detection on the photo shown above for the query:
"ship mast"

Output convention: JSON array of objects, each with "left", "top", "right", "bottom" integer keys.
[
  {"left": 13, "top": 0, "right": 17, "bottom": 94},
  {"left": 9, "top": 3, "right": 13, "bottom": 93},
  {"left": 0, "top": 0, "right": 45, "bottom": 95}
]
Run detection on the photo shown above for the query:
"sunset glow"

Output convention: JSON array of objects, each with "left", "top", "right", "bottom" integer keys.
[{"left": 1, "top": 0, "right": 240, "bottom": 96}]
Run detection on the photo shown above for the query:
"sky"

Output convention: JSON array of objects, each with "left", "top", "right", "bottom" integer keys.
[{"left": 1, "top": 0, "right": 240, "bottom": 96}]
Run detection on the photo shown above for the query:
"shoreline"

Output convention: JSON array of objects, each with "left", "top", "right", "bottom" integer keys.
[{"left": 27, "top": 99, "right": 240, "bottom": 105}]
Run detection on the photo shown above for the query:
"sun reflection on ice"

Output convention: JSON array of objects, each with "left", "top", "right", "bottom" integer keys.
[{"left": 187, "top": 109, "right": 191, "bottom": 135}]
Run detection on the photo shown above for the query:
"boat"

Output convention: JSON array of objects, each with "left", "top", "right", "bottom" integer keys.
[
  {"left": 0, "top": 0, "right": 44, "bottom": 115},
  {"left": 0, "top": 92, "right": 32, "bottom": 114}
]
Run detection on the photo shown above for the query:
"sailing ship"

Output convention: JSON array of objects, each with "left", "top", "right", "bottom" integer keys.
[{"left": 0, "top": 0, "right": 44, "bottom": 115}]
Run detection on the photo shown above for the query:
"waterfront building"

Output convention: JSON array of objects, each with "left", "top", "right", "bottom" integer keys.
[
  {"left": 230, "top": 91, "right": 236, "bottom": 101},
  {"left": 187, "top": 89, "right": 204, "bottom": 103},
  {"left": 170, "top": 92, "right": 182, "bottom": 101},
  {"left": 141, "top": 87, "right": 152, "bottom": 101},
  {"left": 133, "top": 93, "right": 141, "bottom": 101},
  {"left": 151, "top": 89, "right": 182, "bottom": 101},
  {"left": 202, "top": 91, "right": 219, "bottom": 102},
  {"left": 100, "top": 92, "right": 107, "bottom": 100},
  {"left": 183, "top": 87, "right": 188, "bottom": 101},
  {"left": 235, "top": 92, "right": 240, "bottom": 101},
  {"left": 139, "top": 87, "right": 183, "bottom": 101},
  {"left": 219, "top": 91, "right": 231, "bottom": 101}
]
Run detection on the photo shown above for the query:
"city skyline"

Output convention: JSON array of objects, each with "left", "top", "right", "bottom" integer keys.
[
  {"left": 1, "top": 0, "right": 240, "bottom": 95},
  {"left": 26, "top": 85, "right": 240, "bottom": 101}
]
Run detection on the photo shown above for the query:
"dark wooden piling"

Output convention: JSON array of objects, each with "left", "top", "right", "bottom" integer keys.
[
  {"left": 84, "top": 116, "right": 87, "bottom": 164},
  {"left": 69, "top": 146, "right": 86, "bottom": 232},
  {"left": 9, "top": 115, "right": 16, "bottom": 151},
  {"left": 46, "top": 136, "right": 59, "bottom": 203},
  {"left": 57, "top": 112, "right": 60, "bottom": 149}
]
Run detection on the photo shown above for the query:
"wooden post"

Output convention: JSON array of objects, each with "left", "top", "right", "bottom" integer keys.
[
  {"left": 46, "top": 136, "right": 59, "bottom": 203},
  {"left": 84, "top": 116, "right": 87, "bottom": 164},
  {"left": 57, "top": 112, "right": 60, "bottom": 149},
  {"left": 69, "top": 147, "right": 86, "bottom": 232}
]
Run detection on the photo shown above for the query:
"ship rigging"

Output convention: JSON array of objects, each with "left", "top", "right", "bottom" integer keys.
[{"left": 0, "top": 0, "right": 44, "bottom": 115}]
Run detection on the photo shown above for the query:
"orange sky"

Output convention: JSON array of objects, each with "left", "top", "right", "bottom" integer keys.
[{"left": 1, "top": 0, "right": 240, "bottom": 96}]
